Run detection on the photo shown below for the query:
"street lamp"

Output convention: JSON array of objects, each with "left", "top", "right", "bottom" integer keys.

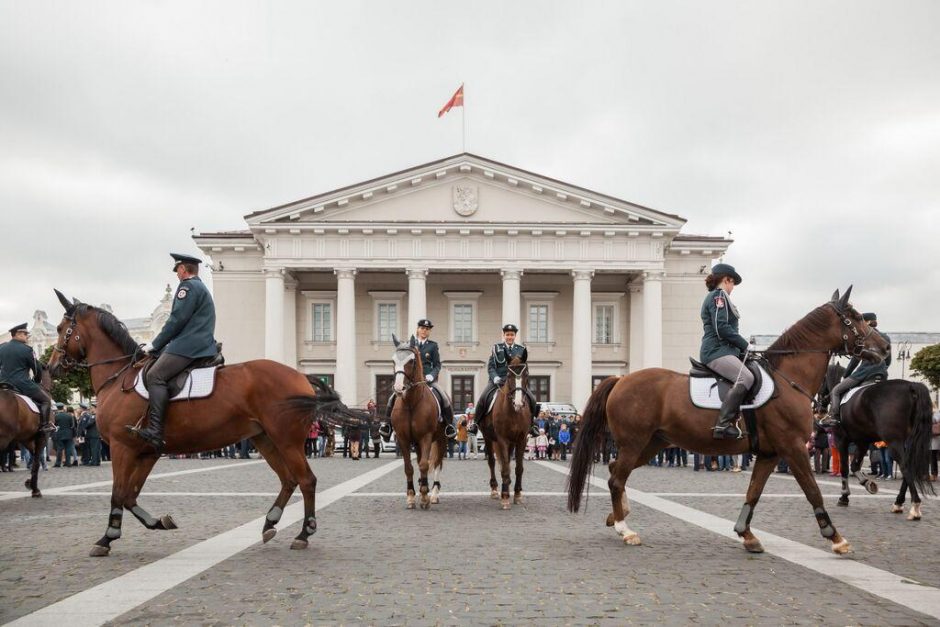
[{"left": 897, "top": 341, "right": 912, "bottom": 380}]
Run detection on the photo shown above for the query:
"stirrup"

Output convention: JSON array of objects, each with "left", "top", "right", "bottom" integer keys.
[
  {"left": 125, "top": 424, "right": 165, "bottom": 450},
  {"left": 444, "top": 424, "right": 457, "bottom": 439},
  {"left": 712, "top": 420, "right": 744, "bottom": 440},
  {"left": 378, "top": 422, "right": 392, "bottom": 441},
  {"left": 818, "top": 414, "right": 840, "bottom": 428}
]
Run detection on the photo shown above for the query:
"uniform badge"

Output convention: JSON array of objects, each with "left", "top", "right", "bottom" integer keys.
[
  {"left": 714, "top": 296, "right": 724, "bottom": 309},
  {"left": 177, "top": 289, "right": 188, "bottom": 299}
]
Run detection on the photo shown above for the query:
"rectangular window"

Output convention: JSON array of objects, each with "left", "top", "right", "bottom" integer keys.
[
  {"left": 529, "top": 376, "right": 551, "bottom": 402},
  {"left": 311, "top": 303, "right": 333, "bottom": 342},
  {"left": 528, "top": 304, "right": 549, "bottom": 343},
  {"left": 592, "top": 375, "right": 612, "bottom": 390},
  {"left": 594, "top": 305, "right": 614, "bottom": 344},
  {"left": 311, "top": 374, "right": 335, "bottom": 387},
  {"left": 377, "top": 303, "right": 398, "bottom": 343},
  {"left": 451, "top": 375, "right": 475, "bottom": 413},
  {"left": 375, "top": 375, "right": 395, "bottom": 412},
  {"left": 453, "top": 304, "right": 473, "bottom": 342}
]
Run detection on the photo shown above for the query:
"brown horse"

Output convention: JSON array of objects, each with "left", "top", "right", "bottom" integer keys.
[
  {"left": 567, "top": 288, "right": 890, "bottom": 554},
  {"left": 46, "top": 290, "right": 341, "bottom": 556},
  {"left": 0, "top": 365, "right": 51, "bottom": 498},
  {"left": 390, "top": 335, "right": 445, "bottom": 509},
  {"left": 483, "top": 356, "right": 531, "bottom": 510}
]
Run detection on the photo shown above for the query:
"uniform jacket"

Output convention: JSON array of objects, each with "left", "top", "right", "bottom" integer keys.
[
  {"left": 79, "top": 412, "right": 100, "bottom": 439},
  {"left": 487, "top": 342, "right": 528, "bottom": 382},
  {"left": 408, "top": 335, "right": 441, "bottom": 381},
  {"left": 0, "top": 340, "right": 42, "bottom": 396},
  {"left": 700, "top": 288, "right": 749, "bottom": 364},
  {"left": 844, "top": 330, "right": 892, "bottom": 382},
  {"left": 54, "top": 412, "right": 76, "bottom": 440},
  {"left": 152, "top": 276, "right": 218, "bottom": 359}
]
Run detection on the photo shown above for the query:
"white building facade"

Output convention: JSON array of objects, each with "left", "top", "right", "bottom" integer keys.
[{"left": 195, "top": 153, "right": 731, "bottom": 411}]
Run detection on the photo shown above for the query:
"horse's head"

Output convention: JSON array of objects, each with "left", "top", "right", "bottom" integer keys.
[
  {"left": 391, "top": 334, "right": 423, "bottom": 395},
  {"left": 47, "top": 289, "right": 91, "bottom": 377},
  {"left": 826, "top": 286, "right": 890, "bottom": 363},
  {"left": 505, "top": 356, "right": 529, "bottom": 413}
]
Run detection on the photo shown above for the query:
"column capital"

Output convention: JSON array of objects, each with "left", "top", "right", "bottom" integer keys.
[
  {"left": 500, "top": 269, "right": 524, "bottom": 281},
  {"left": 406, "top": 268, "right": 429, "bottom": 281},
  {"left": 262, "top": 267, "right": 285, "bottom": 278},
  {"left": 628, "top": 283, "right": 643, "bottom": 294},
  {"left": 334, "top": 268, "right": 358, "bottom": 280},
  {"left": 571, "top": 269, "right": 594, "bottom": 281},
  {"left": 284, "top": 271, "right": 299, "bottom": 290},
  {"left": 643, "top": 270, "right": 665, "bottom": 282}
]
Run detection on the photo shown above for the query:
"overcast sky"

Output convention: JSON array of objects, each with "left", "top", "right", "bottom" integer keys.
[{"left": 2, "top": 0, "right": 938, "bottom": 337}]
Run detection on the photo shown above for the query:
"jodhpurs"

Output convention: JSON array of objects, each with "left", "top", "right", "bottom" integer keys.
[
  {"left": 829, "top": 377, "right": 861, "bottom": 413},
  {"left": 706, "top": 355, "right": 755, "bottom": 389}
]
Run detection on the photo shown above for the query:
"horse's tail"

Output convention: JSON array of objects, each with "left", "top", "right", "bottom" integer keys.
[
  {"left": 567, "top": 375, "right": 619, "bottom": 513},
  {"left": 285, "top": 376, "right": 347, "bottom": 424},
  {"left": 905, "top": 382, "right": 935, "bottom": 497}
]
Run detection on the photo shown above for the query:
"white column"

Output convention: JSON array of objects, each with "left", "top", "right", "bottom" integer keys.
[
  {"left": 264, "top": 267, "right": 285, "bottom": 363},
  {"left": 628, "top": 281, "right": 644, "bottom": 372},
  {"left": 334, "top": 268, "right": 358, "bottom": 405},
  {"left": 642, "top": 270, "right": 664, "bottom": 368},
  {"left": 500, "top": 269, "right": 523, "bottom": 327},
  {"left": 571, "top": 270, "right": 594, "bottom": 411},
  {"left": 407, "top": 268, "right": 428, "bottom": 333},
  {"left": 284, "top": 273, "right": 298, "bottom": 368}
]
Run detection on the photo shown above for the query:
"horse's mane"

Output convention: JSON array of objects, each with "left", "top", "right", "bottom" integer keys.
[
  {"left": 75, "top": 304, "right": 140, "bottom": 355},
  {"left": 765, "top": 304, "right": 832, "bottom": 367}
]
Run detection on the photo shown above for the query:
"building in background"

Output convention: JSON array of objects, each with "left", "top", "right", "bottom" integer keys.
[{"left": 195, "top": 153, "right": 732, "bottom": 410}]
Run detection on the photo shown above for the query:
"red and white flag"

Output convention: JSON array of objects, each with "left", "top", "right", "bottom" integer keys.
[{"left": 437, "top": 84, "right": 464, "bottom": 118}]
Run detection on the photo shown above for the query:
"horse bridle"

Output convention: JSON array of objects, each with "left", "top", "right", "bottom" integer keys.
[
  {"left": 757, "top": 303, "right": 876, "bottom": 360},
  {"left": 52, "top": 311, "right": 142, "bottom": 393},
  {"left": 393, "top": 347, "right": 426, "bottom": 396},
  {"left": 504, "top": 363, "right": 529, "bottom": 395}
]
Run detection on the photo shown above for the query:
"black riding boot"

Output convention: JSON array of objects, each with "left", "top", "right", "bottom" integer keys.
[
  {"left": 713, "top": 384, "right": 748, "bottom": 440},
  {"left": 818, "top": 405, "right": 841, "bottom": 428},
  {"left": 127, "top": 385, "right": 169, "bottom": 451},
  {"left": 38, "top": 400, "right": 55, "bottom": 435},
  {"left": 441, "top": 404, "right": 457, "bottom": 439}
]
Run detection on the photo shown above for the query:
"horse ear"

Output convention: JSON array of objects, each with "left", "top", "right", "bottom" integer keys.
[
  {"left": 830, "top": 289, "right": 840, "bottom": 303},
  {"left": 839, "top": 285, "right": 853, "bottom": 310},
  {"left": 391, "top": 333, "right": 400, "bottom": 347},
  {"left": 54, "top": 289, "right": 73, "bottom": 312}
]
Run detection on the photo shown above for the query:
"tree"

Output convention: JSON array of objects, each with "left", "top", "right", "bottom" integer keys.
[
  {"left": 39, "top": 345, "right": 94, "bottom": 403},
  {"left": 910, "top": 343, "right": 940, "bottom": 392}
]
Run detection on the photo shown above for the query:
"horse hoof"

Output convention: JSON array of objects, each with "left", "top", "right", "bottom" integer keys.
[
  {"left": 907, "top": 514, "right": 921, "bottom": 521},
  {"left": 490, "top": 490, "right": 499, "bottom": 500},
  {"left": 290, "top": 539, "right": 308, "bottom": 550},
  {"left": 744, "top": 539, "right": 764, "bottom": 553},
  {"left": 89, "top": 545, "right": 110, "bottom": 557},
  {"left": 420, "top": 498, "right": 430, "bottom": 510},
  {"left": 24, "top": 479, "right": 31, "bottom": 489},
  {"left": 513, "top": 494, "right": 523, "bottom": 505},
  {"left": 891, "top": 504, "right": 904, "bottom": 514},
  {"left": 836, "top": 500, "right": 848, "bottom": 507},
  {"left": 159, "top": 515, "right": 178, "bottom": 530},
  {"left": 606, "top": 513, "right": 615, "bottom": 527},
  {"left": 831, "top": 539, "right": 851, "bottom": 555},
  {"left": 262, "top": 528, "right": 277, "bottom": 543},
  {"left": 501, "top": 501, "right": 511, "bottom": 510},
  {"left": 31, "top": 492, "right": 42, "bottom": 499},
  {"left": 406, "top": 501, "right": 416, "bottom": 509},
  {"left": 623, "top": 533, "right": 641, "bottom": 546},
  {"left": 865, "top": 482, "right": 878, "bottom": 494},
  {"left": 430, "top": 495, "right": 440, "bottom": 504}
]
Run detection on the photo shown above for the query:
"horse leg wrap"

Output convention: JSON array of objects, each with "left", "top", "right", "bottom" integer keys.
[
  {"left": 432, "top": 481, "right": 441, "bottom": 490},
  {"left": 841, "top": 479, "right": 850, "bottom": 496},
  {"left": 106, "top": 508, "right": 123, "bottom": 539},
  {"left": 814, "top": 507, "right": 835, "bottom": 538},
  {"left": 419, "top": 477, "right": 429, "bottom": 488},
  {"left": 266, "top": 505, "right": 283, "bottom": 524},
  {"left": 303, "top": 515, "right": 317, "bottom": 536},
  {"left": 734, "top": 503, "right": 754, "bottom": 536},
  {"left": 130, "top": 505, "right": 159, "bottom": 529},
  {"left": 501, "top": 482, "right": 510, "bottom": 494}
]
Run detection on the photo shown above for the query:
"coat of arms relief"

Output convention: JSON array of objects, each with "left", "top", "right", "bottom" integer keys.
[{"left": 452, "top": 184, "right": 478, "bottom": 216}]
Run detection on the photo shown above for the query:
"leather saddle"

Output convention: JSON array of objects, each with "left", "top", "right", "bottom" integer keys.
[
  {"left": 141, "top": 346, "right": 225, "bottom": 398},
  {"left": 689, "top": 357, "right": 763, "bottom": 405}
]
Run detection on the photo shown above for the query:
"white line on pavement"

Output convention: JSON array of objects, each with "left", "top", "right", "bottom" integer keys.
[
  {"left": 0, "top": 460, "right": 266, "bottom": 501},
  {"left": 537, "top": 460, "right": 940, "bottom": 621},
  {"left": 6, "top": 459, "right": 403, "bottom": 627},
  {"left": 0, "top": 490, "right": 897, "bottom": 499}
]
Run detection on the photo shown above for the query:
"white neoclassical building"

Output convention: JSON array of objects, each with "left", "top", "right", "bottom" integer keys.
[{"left": 194, "top": 153, "right": 731, "bottom": 411}]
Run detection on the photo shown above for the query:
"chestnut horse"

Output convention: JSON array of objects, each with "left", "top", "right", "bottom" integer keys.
[
  {"left": 390, "top": 335, "right": 446, "bottom": 509},
  {"left": 567, "top": 288, "right": 890, "bottom": 554},
  {"left": 46, "top": 290, "right": 340, "bottom": 556},
  {"left": 0, "top": 365, "right": 52, "bottom": 498},
  {"left": 483, "top": 357, "right": 531, "bottom": 510}
]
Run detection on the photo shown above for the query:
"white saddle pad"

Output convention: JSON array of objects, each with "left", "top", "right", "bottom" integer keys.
[
  {"left": 689, "top": 363, "right": 775, "bottom": 410},
  {"left": 134, "top": 367, "right": 218, "bottom": 401},
  {"left": 841, "top": 382, "right": 877, "bottom": 406},
  {"left": 16, "top": 394, "right": 39, "bottom": 413}
]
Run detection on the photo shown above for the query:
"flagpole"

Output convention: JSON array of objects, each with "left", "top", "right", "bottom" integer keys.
[{"left": 462, "top": 82, "right": 467, "bottom": 153}]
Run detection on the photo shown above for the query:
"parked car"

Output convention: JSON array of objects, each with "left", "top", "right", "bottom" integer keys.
[{"left": 538, "top": 402, "right": 578, "bottom": 418}]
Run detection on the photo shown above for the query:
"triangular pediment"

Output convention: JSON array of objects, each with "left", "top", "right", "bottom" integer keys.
[{"left": 246, "top": 154, "right": 685, "bottom": 230}]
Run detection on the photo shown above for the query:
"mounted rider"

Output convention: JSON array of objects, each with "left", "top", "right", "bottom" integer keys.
[
  {"left": 699, "top": 263, "right": 753, "bottom": 440},
  {"left": 819, "top": 312, "right": 891, "bottom": 428},
  {"left": 0, "top": 322, "right": 55, "bottom": 434},
  {"left": 379, "top": 318, "right": 457, "bottom": 440},
  {"left": 474, "top": 323, "right": 539, "bottom": 432},
  {"left": 127, "top": 253, "right": 218, "bottom": 450}
]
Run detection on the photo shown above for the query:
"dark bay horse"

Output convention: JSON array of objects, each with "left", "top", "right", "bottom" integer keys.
[
  {"left": 823, "top": 363, "right": 935, "bottom": 519},
  {"left": 0, "top": 365, "right": 52, "bottom": 498},
  {"left": 390, "top": 335, "right": 445, "bottom": 510},
  {"left": 567, "top": 288, "right": 890, "bottom": 554},
  {"left": 483, "top": 357, "right": 531, "bottom": 510},
  {"left": 47, "top": 290, "right": 340, "bottom": 556}
]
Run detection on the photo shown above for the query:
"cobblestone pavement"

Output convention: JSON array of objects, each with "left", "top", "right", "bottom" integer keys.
[{"left": 1, "top": 456, "right": 938, "bottom": 625}]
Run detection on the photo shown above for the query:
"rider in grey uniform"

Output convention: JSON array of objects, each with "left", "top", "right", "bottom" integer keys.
[
  {"left": 699, "top": 263, "right": 753, "bottom": 440},
  {"left": 819, "top": 312, "right": 891, "bottom": 428},
  {"left": 127, "top": 253, "right": 218, "bottom": 450},
  {"left": 0, "top": 322, "right": 55, "bottom": 434},
  {"left": 379, "top": 318, "right": 457, "bottom": 440}
]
